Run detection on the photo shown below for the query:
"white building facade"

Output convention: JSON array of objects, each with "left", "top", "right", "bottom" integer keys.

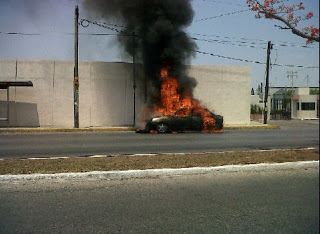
[
  {"left": 269, "top": 87, "right": 319, "bottom": 120},
  {"left": 0, "top": 59, "right": 251, "bottom": 127},
  {"left": 291, "top": 88, "right": 319, "bottom": 120}
]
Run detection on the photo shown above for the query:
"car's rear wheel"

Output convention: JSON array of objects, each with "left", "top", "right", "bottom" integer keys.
[{"left": 157, "top": 122, "right": 169, "bottom": 133}]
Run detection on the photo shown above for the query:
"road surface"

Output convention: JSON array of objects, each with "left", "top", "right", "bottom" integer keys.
[
  {"left": 0, "top": 120, "right": 318, "bottom": 158},
  {"left": 0, "top": 167, "right": 318, "bottom": 233}
]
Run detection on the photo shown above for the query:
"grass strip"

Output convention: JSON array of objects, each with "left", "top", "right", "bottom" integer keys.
[{"left": 0, "top": 148, "right": 318, "bottom": 175}]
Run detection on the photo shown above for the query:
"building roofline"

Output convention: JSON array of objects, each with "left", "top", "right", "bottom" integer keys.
[{"left": 270, "top": 86, "right": 319, "bottom": 89}]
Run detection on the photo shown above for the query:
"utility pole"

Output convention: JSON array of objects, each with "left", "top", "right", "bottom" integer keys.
[
  {"left": 305, "top": 75, "right": 309, "bottom": 87},
  {"left": 287, "top": 71, "right": 297, "bottom": 90},
  {"left": 263, "top": 41, "right": 272, "bottom": 124},
  {"left": 287, "top": 70, "right": 297, "bottom": 119},
  {"left": 132, "top": 32, "right": 136, "bottom": 126},
  {"left": 74, "top": 5, "right": 79, "bottom": 128}
]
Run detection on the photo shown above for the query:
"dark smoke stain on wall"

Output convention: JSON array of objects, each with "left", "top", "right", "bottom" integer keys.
[{"left": 83, "top": 0, "right": 198, "bottom": 106}]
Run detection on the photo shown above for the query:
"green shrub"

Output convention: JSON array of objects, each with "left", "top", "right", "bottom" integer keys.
[
  {"left": 251, "top": 104, "right": 263, "bottom": 114},
  {"left": 310, "top": 89, "right": 319, "bottom": 95}
]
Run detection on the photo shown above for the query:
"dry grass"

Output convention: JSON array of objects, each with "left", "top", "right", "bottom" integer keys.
[{"left": 0, "top": 148, "right": 318, "bottom": 175}]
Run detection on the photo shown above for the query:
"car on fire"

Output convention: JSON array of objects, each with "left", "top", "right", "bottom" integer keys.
[{"left": 142, "top": 107, "right": 223, "bottom": 133}]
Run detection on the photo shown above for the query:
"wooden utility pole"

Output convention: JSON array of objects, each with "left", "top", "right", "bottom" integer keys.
[
  {"left": 263, "top": 41, "right": 272, "bottom": 124},
  {"left": 132, "top": 32, "right": 136, "bottom": 126},
  {"left": 74, "top": 5, "right": 79, "bottom": 128}
]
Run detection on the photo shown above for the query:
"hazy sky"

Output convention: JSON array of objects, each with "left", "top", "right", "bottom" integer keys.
[{"left": 0, "top": 0, "right": 319, "bottom": 89}]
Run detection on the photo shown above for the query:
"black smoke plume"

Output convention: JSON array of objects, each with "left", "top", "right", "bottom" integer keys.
[{"left": 83, "top": 0, "right": 197, "bottom": 105}]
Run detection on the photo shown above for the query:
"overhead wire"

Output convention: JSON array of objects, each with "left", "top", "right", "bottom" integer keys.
[
  {"left": 195, "top": 9, "right": 250, "bottom": 22},
  {"left": 77, "top": 19, "right": 318, "bottom": 50},
  {"left": 190, "top": 33, "right": 319, "bottom": 49},
  {"left": 0, "top": 31, "right": 121, "bottom": 36},
  {"left": 1, "top": 18, "right": 317, "bottom": 69},
  {"left": 200, "top": 0, "right": 247, "bottom": 8},
  {"left": 193, "top": 50, "right": 319, "bottom": 69},
  {"left": 79, "top": 18, "right": 318, "bottom": 49},
  {"left": 191, "top": 37, "right": 266, "bottom": 50}
]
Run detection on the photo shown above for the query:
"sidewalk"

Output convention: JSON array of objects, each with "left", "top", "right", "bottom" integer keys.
[{"left": 0, "top": 121, "right": 279, "bottom": 133}]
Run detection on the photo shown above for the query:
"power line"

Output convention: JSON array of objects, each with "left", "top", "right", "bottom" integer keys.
[
  {"left": 1, "top": 29, "right": 317, "bottom": 51},
  {"left": 80, "top": 18, "right": 319, "bottom": 49},
  {"left": 0, "top": 31, "right": 122, "bottom": 36},
  {"left": 195, "top": 9, "right": 249, "bottom": 22},
  {"left": 190, "top": 33, "right": 319, "bottom": 49},
  {"left": 80, "top": 18, "right": 137, "bottom": 30},
  {"left": 191, "top": 37, "right": 266, "bottom": 50},
  {"left": 80, "top": 18, "right": 140, "bottom": 35},
  {"left": 194, "top": 49, "right": 266, "bottom": 64},
  {"left": 0, "top": 32, "right": 44, "bottom": 36},
  {"left": 200, "top": 0, "right": 246, "bottom": 8},
  {"left": 194, "top": 49, "right": 319, "bottom": 68},
  {"left": 1, "top": 29, "right": 317, "bottom": 53}
]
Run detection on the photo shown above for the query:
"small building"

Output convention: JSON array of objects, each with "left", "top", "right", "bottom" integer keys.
[
  {"left": 291, "top": 88, "right": 319, "bottom": 120},
  {"left": 269, "top": 87, "right": 319, "bottom": 120}
]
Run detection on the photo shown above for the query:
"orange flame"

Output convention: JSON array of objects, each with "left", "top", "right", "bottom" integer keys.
[{"left": 150, "top": 66, "right": 221, "bottom": 132}]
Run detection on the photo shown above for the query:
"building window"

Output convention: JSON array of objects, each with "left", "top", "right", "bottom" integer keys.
[
  {"left": 301, "top": 102, "right": 315, "bottom": 111},
  {"left": 296, "top": 102, "right": 299, "bottom": 110}
]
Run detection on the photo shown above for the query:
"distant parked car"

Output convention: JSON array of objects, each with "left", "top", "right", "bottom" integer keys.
[{"left": 142, "top": 107, "right": 223, "bottom": 133}]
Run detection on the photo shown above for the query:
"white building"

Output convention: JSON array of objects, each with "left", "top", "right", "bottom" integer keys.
[
  {"left": 269, "top": 87, "right": 319, "bottom": 120},
  {"left": 0, "top": 59, "right": 251, "bottom": 127},
  {"left": 291, "top": 88, "right": 319, "bottom": 120}
]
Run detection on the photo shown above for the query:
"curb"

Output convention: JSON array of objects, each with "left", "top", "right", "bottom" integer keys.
[
  {"left": 0, "top": 161, "right": 318, "bottom": 183},
  {"left": 0, "top": 125, "right": 279, "bottom": 133},
  {"left": 0, "top": 127, "right": 136, "bottom": 134},
  {"left": 224, "top": 125, "right": 280, "bottom": 130}
]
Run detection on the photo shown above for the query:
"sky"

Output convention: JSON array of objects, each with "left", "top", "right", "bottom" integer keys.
[{"left": 0, "top": 0, "right": 319, "bottom": 90}]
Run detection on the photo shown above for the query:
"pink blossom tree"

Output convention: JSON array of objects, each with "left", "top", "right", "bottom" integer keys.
[{"left": 247, "top": 0, "right": 319, "bottom": 43}]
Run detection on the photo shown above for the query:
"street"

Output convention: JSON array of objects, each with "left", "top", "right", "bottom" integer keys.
[
  {"left": 0, "top": 120, "right": 318, "bottom": 158},
  {"left": 0, "top": 167, "right": 318, "bottom": 233}
]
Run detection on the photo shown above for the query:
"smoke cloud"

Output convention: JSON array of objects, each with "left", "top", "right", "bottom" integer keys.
[{"left": 83, "top": 0, "right": 197, "bottom": 105}]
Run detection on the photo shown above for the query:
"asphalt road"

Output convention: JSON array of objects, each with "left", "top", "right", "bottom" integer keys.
[
  {"left": 0, "top": 167, "right": 318, "bottom": 233},
  {"left": 0, "top": 120, "right": 318, "bottom": 158}
]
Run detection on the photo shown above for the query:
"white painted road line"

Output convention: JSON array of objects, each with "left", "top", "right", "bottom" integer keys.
[{"left": 0, "top": 147, "right": 317, "bottom": 161}]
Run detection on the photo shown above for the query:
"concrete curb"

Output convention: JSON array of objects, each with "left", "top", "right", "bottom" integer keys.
[
  {"left": 224, "top": 125, "right": 280, "bottom": 130},
  {"left": 0, "top": 127, "right": 136, "bottom": 134},
  {"left": 0, "top": 161, "right": 318, "bottom": 183},
  {"left": 0, "top": 125, "right": 279, "bottom": 133}
]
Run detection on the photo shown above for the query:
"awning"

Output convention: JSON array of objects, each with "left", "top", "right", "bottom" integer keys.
[{"left": 0, "top": 81, "right": 33, "bottom": 89}]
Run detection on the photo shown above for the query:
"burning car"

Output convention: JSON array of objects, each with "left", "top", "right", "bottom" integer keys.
[{"left": 142, "top": 107, "right": 223, "bottom": 133}]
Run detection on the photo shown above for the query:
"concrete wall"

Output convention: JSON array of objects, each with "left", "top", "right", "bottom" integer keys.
[
  {"left": 297, "top": 87, "right": 310, "bottom": 95},
  {"left": 0, "top": 59, "right": 251, "bottom": 127},
  {"left": 190, "top": 65, "right": 250, "bottom": 125}
]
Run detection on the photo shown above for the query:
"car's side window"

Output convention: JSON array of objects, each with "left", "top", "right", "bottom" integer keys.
[
  {"left": 191, "top": 109, "right": 201, "bottom": 116},
  {"left": 175, "top": 108, "right": 190, "bottom": 116}
]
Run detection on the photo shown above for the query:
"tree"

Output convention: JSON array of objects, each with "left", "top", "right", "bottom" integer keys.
[{"left": 247, "top": 0, "right": 319, "bottom": 44}]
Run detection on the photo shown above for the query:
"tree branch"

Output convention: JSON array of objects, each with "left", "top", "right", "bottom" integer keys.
[
  {"left": 259, "top": 10, "right": 319, "bottom": 42},
  {"left": 248, "top": 0, "right": 319, "bottom": 43}
]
